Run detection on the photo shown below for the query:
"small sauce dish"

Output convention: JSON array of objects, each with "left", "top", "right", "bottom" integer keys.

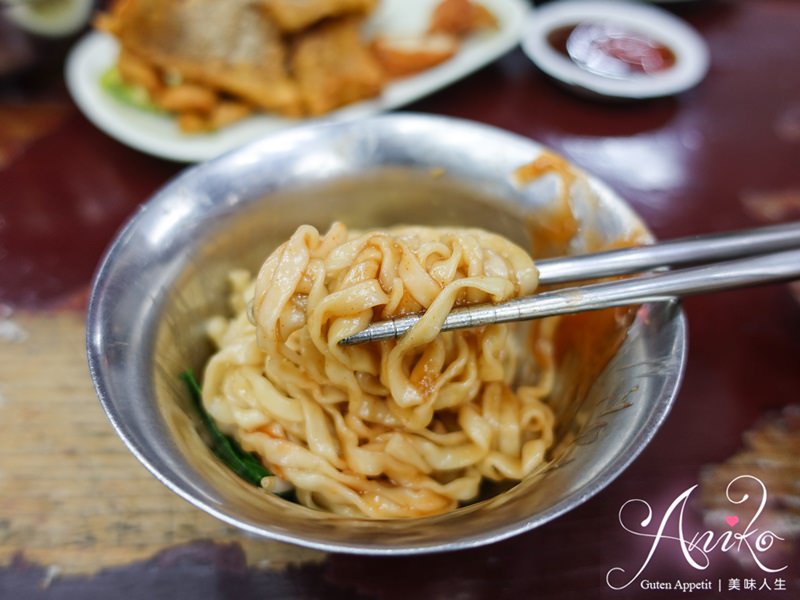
[{"left": 521, "top": 0, "right": 709, "bottom": 99}]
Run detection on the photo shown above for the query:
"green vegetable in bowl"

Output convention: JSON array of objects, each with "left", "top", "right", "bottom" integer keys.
[{"left": 180, "top": 370, "right": 272, "bottom": 486}]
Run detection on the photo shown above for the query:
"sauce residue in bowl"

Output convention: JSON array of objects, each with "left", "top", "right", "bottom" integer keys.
[{"left": 548, "top": 21, "right": 676, "bottom": 79}]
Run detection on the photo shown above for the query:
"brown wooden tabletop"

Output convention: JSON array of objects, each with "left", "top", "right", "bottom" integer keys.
[{"left": 1, "top": 1, "right": 799, "bottom": 598}]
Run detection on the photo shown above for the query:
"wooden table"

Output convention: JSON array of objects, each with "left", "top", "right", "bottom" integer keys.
[{"left": 1, "top": 2, "right": 798, "bottom": 598}]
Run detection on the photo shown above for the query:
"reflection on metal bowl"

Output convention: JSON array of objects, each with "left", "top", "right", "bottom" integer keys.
[{"left": 86, "top": 113, "right": 686, "bottom": 553}]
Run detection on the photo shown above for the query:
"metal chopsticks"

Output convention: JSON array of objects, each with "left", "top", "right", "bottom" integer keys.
[{"left": 339, "top": 221, "right": 800, "bottom": 346}]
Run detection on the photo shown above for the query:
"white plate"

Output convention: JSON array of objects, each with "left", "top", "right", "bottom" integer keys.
[
  {"left": 65, "top": 0, "right": 528, "bottom": 162},
  {"left": 521, "top": 0, "right": 709, "bottom": 100}
]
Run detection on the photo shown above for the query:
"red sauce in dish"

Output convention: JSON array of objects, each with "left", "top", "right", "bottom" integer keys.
[{"left": 547, "top": 21, "right": 676, "bottom": 77}]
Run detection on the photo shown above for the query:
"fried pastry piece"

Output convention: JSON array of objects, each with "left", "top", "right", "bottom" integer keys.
[
  {"left": 157, "top": 83, "right": 218, "bottom": 114},
  {"left": 116, "top": 47, "right": 162, "bottom": 95},
  {"left": 371, "top": 33, "right": 458, "bottom": 78},
  {"left": 429, "top": 0, "right": 498, "bottom": 37},
  {"left": 260, "top": 0, "right": 377, "bottom": 33},
  {"left": 208, "top": 100, "right": 253, "bottom": 129},
  {"left": 291, "top": 17, "right": 383, "bottom": 115},
  {"left": 177, "top": 100, "right": 253, "bottom": 133},
  {"left": 101, "top": 0, "right": 302, "bottom": 115}
]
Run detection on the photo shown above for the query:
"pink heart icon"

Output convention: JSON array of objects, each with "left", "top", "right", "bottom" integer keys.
[{"left": 726, "top": 515, "right": 739, "bottom": 527}]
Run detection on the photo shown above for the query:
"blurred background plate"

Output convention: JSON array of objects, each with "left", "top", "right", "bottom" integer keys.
[{"left": 64, "top": 0, "right": 528, "bottom": 163}]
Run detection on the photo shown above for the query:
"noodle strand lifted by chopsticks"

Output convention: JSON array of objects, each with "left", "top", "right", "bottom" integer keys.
[{"left": 202, "top": 223, "right": 557, "bottom": 518}]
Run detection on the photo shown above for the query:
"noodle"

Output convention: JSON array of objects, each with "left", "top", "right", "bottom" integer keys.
[{"left": 202, "top": 223, "right": 557, "bottom": 518}]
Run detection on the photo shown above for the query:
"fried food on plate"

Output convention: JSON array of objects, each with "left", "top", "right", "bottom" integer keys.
[
  {"left": 157, "top": 84, "right": 218, "bottom": 114},
  {"left": 101, "top": 0, "right": 302, "bottom": 115},
  {"left": 429, "top": 0, "right": 498, "bottom": 37},
  {"left": 372, "top": 0, "right": 497, "bottom": 79},
  {"left": 371, "top": 33, "right": 458, "bottom": 78},
  {"left": 177, "top": 100, "right": 254, "bottom": 134},
  {"left": 261, "top": 0, "right": 377, "bottom": 33},
  {"left": 208, "top": 101, "right": 253, "bottom": 130},
  {"left": 292, "top": 17, "right": 384, "bottom": 115},
  {"left": 96, "top": 0, "right": 500, "bottom": 133},
  {"left": 116, "top": 47, "right": 162, "bottom": 95}
]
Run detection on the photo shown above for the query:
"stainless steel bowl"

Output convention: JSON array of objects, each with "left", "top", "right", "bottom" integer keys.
[{"left": 86, "top": 113, "right": 686, "bottom": 553}]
